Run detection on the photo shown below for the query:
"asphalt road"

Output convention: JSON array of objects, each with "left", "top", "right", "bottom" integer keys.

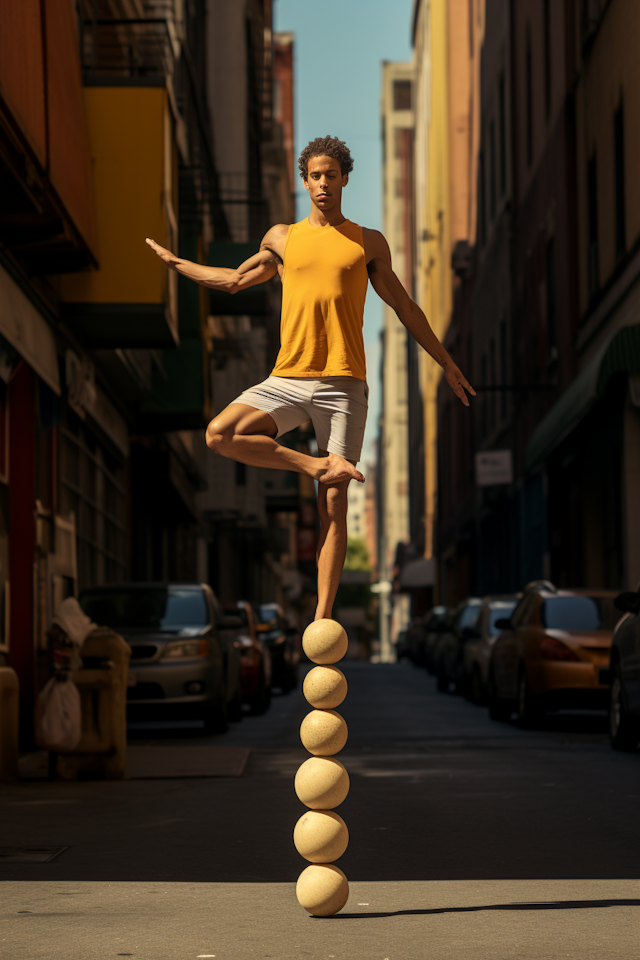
[{"left": 2, "top": 661, "right": 639, "bottom": 959}]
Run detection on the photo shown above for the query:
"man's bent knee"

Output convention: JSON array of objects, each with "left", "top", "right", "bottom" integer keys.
[{"left": 205, "top": 419, "right": 232, "bottom": 453}]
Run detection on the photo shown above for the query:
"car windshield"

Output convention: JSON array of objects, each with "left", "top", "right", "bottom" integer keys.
[
  {"left": 457, "top": 603, "right": 481, "bottom": 631},
  {"left": 488, "top": 602, "right": 517, "bottom": 636},
  {"left": 258, "top": 605, "right": 278, "bottom": 626},
  {"left": 541, "top": 596, "right": 616, "bottom": 631},
  {"left": 80, "top": 587, "right": 209, "bottom": 631}
]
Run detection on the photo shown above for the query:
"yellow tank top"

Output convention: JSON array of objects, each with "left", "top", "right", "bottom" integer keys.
[{"left": 271, "top": 218, "right": 369, "bottom": 381}]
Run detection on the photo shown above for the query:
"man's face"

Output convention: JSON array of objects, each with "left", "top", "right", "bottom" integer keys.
[{"left": 304, "top": 155, "right": 348, "bottom": 212}]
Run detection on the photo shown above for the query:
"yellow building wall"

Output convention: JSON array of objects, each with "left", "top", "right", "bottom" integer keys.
[
  {"left": 421, "top": 0, "right": 452, "bottom": 559},
  {"left": 61, "top": 87, "right": 177, "bottom": 322}
]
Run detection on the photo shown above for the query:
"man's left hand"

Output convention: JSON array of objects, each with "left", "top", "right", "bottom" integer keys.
[{"left": 443, "top": 362, "right": 476, "bottom": 407}]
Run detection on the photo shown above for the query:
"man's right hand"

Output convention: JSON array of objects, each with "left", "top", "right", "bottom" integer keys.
[{"left": 145, "top": 237, "right": 180, "bottom": 269}]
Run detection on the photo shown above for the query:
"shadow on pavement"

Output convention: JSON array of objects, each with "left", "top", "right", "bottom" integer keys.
[{"left": 331, "top": 898, "right": 640, "bottom": 920}]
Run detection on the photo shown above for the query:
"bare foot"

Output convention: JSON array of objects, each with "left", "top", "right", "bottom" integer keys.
[{"left": 316, "top": 453, "right": 364, "bottom": 484}]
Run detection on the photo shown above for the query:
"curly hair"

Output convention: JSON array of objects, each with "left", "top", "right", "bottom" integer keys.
[{"left": 297, "top": 136, "right": 354, "bottom": 180}]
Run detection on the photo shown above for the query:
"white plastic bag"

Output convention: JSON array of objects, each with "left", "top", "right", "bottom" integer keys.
[{"left": 35, "top": 677, "right": 82, "bottom": 752}]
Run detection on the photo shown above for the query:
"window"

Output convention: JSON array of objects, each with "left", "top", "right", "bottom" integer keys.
[
  {"left": 526, "top": 23, "right": 533, "bottom": 166},
  {"left": 498, "top": 73, "right": 506, "bottom": 196},
  {"left": 614, "top": 96, "right": 626, "bottom": 261},
  {"left": 393, "top": 79, "right": 412, "bottom": 111},
  {"left": 546, "top": 237, "right": 557, "bottom": 353},
  {"left": 80, "top": 586, "right": 209, "bottom": 631},
  {"left": 543, "top": 0, "right": 552, "bottom": 119},
  {"left": 488, "top": 601, "right": 517, "bottom": 636},
  {"left": 489, "top": 119, "right": 496, "bottom": 219},
  {"left": 587, "top": 151, "right": 599, "bottom": 298},
  {"left": 541, "top": 595, "right": 613, "bottom": 631},
  {"left": 59, "top": 412, "right": 127, "bottom": 591}
]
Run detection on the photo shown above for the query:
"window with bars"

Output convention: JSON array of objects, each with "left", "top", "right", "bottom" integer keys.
[{"left": 58, "top": 411, "right": 128, "bottom": 591}]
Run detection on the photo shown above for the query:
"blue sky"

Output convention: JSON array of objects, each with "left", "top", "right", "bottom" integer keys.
[{"left": 273, "top": 0, "right": 414, "bottom": 465}]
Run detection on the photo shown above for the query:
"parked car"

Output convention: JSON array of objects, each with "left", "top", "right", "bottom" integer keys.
[
  {"left": 79, "top": 582, "right": 243, "bottom": 733},
  {"left": 608, "top": 587, "right": 640, "bottom": 751},
  {"left": 223, "top": 601, "right": 272, "bottom": 715},
  {"left": 422, "top": 607, "right": 452, "bottom": 673},
  {"left": 254, "top": 602, "right": 300, "bottom": 692},
  {"left": 434, "top": 598, "right": 483, "bottom": 691},
  {"left": 488, "top": 583, "right": 619, "bottom": 725},
  {"left": 462, "top": 595, "right": 520, "bottom": 703}
]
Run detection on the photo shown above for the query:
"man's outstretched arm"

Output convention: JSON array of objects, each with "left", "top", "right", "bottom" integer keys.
[
  {"left": 145, "top": 224, "right": 286, "bottom": 294},
  {"left": 365, "top": 230, "right": 476, "bottom": 407}
]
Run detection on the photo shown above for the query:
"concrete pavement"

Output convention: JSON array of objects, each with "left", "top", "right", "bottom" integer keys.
[{"left": 1, "top": 661, "right": 639, "bottom": 958}]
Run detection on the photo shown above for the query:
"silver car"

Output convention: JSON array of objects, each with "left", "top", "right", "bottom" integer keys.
[
  {"left": 462, "top": 595, "right": 520, "bottom": 703},
  {"left": 79, "top": 582, "right": 243, "bottom": 733}
]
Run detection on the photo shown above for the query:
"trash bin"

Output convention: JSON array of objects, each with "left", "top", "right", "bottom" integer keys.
[
  {"left": 0, "top": 667, "right": 19, "bottom": 781},
  {"left": 56, "top": 627, "right": 131, "bottom": 780}
]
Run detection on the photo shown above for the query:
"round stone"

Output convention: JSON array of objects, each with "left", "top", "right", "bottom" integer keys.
[
  {"left": 303, "top": 665, "right": 348, "bottom": 709},
  {"left": 296, "top": 863, "right": 349, "bottom": 917},
  {"left": 293, "top": 810, "right": 349, "bottom": 863},
  {"left": 300, "top": 709, "right": 348, "bottom": 756},
  {"left": 294, "top": 756, "right": 350, "bottom": 809},
  {"left": 302, "top": 620, "right": 348, "bottom": 664}
]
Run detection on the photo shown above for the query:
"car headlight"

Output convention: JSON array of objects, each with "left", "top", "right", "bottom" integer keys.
[{"left": 161, "top": 639, "right": 211, "bottom": 660}]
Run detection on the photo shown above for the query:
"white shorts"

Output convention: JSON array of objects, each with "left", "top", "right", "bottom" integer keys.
[{"left": 234, "top": 376, "right": 369, "bottom": 462}]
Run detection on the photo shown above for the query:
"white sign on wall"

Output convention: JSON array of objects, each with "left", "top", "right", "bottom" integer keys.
[{"left": 475, "top": 450, "right": 513, "bottom": 486}]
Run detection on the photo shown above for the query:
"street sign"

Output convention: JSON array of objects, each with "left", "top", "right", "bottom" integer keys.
[{"left": 475, "top": 449, "right": 513, "bottom": 486}]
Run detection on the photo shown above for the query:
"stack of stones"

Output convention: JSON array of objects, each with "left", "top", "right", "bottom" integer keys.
[{"left": 294, "top": 619, "right": 350, "bottom": 917}]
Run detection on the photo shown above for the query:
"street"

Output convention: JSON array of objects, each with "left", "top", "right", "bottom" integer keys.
[{"left": 2, "top": 662, "right": 639, "bottom": 959}]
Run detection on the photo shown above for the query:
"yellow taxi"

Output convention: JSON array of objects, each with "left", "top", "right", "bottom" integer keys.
[{"left": 488, "top": 583, "right": 620, "bottom": 725}]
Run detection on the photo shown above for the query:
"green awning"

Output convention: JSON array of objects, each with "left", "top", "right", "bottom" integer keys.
[
  {"left": 526, "top": 323, "right": 640, "bottom": 469},
  {"left": 208, "top": 241, "right": 268, "bottom": 316}
]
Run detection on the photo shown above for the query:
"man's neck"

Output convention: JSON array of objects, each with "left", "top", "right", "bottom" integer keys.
[{"left": 308, "top": 205, "right": 346, "bottom": 228}]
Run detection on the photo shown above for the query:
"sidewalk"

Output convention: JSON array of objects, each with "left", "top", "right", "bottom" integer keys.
[
  {"left": 2, "top": 663, "right": 640, "bottom": 959},
  {"left": 5, "top": 879, "right": 640, "bottom": 960}
]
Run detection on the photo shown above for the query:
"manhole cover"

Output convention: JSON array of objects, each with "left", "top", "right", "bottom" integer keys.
[{"left": 0, "top": 847, "right": 68, "bottom": 862}]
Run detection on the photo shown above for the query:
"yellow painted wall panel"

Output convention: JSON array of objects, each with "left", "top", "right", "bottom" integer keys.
[{"left": 61, "top": 87, "right": 172, "bottom": 305}]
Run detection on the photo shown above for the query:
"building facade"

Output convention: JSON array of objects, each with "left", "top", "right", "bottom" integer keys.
[{"left": 0, "top": 0, "right": 300, "bottom": 744}]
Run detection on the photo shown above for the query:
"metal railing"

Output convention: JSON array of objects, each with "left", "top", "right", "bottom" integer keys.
[{"left": 81, "top": 18, "right": 176, "bottom": 80}]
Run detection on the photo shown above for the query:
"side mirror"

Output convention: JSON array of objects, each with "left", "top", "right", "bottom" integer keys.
[
  {"left": 494, "top": 617, "right": 512, "bottom": 631},
  {"left": 614, "top": 591, "right": 640, "bottom": 614},
  {"left": 461, "top": 626, "right": 480, "bottom": 640},
  {"left": 220, "top": 615, "right": 243, "bottom": 629}
]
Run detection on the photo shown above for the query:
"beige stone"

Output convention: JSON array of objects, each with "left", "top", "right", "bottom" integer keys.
[
  {"left": 296, "top": 863, "right": 349, "bottom": 917},
  {"left": 294, "top": 756, "right": 350, "bottom": 809},
  {"left": 293, "top": 810, "right": 349, "bottom": 863},
  {"left": 300, "top": 709, "right": 348, "bottom": 756},
  {"left": 303, "top": 665, "right": 348, "bottom": 709},
  {"left": 302, "top": 619, "right": 348, "bottom": 664}
]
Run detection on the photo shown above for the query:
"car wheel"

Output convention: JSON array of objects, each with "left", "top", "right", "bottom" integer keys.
[
  {"left": 250, "top": 668, "right": 271, "bottom": 715},
  {"left": 488, "top": 669, "right": 512, "bottom": 722},
  {"left": 201, "top": 693, "right": 228, "bottom": 735},
  {"left": 609, "top": 666, "right": 640, "bottom": 752},
  {"left": 227, "top": 684, "right": 243, "bottom": 723},
  {"left": 517, "top": 669, "right": 541, "bottom": 728},
  {"left": 471, "top": 666, "right": 485, "bottom": 705}
]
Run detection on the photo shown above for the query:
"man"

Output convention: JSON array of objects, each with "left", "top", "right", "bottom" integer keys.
[{"left": 146, "top": 135, "right": 474, "bottom": 622}]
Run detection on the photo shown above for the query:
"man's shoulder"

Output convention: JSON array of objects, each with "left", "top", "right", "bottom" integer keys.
[
  {"left": 263, "top": 223, "right": 291, "bottom": 241},
  {"left": 361, "top": 227, "right": 390, "bottom": 260}
]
